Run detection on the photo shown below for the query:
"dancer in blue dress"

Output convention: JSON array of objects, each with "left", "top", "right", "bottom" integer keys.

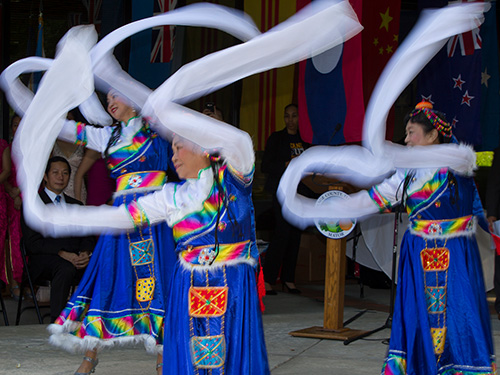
[
  {"left": 118, "top": 106, "right": 269, "bottom": 374},
  {"left": 371, "top": 102, "right": 495, "bottom": 374},
  {"left": 48, "top": 91, "right": 177, "bottom": 374}
]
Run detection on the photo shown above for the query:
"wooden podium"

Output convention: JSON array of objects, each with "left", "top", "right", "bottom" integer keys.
[{"left": 289, "top": 175, "right": 369, "bottom": 341}]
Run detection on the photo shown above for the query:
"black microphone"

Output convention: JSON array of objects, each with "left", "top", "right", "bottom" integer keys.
[{"left": 327, "top": 123, "right": 342, "bottom": 145}]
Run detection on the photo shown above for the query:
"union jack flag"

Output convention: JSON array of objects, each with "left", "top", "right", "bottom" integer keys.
[
  {"left": 151, "top": 0, "right": 177, "bottom": 64},
  {"left": 446, "top": 0, "right": 483, "bottom": 57}
]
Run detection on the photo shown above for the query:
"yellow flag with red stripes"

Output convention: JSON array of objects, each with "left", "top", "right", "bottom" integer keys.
[{"left": 241, "top": 0, "right": 297, "bottom": 151}]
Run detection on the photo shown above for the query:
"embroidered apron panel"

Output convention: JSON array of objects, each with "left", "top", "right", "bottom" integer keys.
[
  {"left": 425, "top": 286, "right": 447, "bottom": 313},
  {"left": 129, "top": 239, "right": 154, "bottom": 266},
  {"left": 136, "top": 277, "right": 155, "bottom": 302},
  {"left": 420, "top": 248, "right": 450, "bottom": 272},
  {"left": 189, "top": 287, "right": 228, "bottom": 317},
  {"left": 190, "top": 335, "right": 226, "bottom": 369},
  {"left": 431, "top": 327, "right": 446, "bottom": 355}
]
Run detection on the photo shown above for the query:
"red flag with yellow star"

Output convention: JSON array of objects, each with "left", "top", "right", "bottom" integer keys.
[{"left": 362, "top": 0, "right": 401, "bottom": 140}]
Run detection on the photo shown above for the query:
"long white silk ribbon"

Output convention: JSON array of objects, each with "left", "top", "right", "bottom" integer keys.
[
  {"left": 11, "top": 0, "right": 364, "bottom": 237},
  {"left": 277, "top": 2, "right": 489, "bottom": 229}
]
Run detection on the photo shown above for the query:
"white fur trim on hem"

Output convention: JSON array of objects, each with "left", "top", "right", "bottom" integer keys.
[{"left": 48, "top": 324, "right": 162, "bottom": 355}]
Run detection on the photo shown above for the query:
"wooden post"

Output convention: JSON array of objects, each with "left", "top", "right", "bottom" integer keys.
[
  {"left": 324, "top": 237, "right": 346, "bottom": 330},
  {"left": 290, "top": 182, "right": 368, "bottom": 341}
]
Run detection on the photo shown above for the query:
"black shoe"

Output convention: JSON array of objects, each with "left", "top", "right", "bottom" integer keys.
[{"left": 282, "top": 283, "right": 301, "bottom": 294}]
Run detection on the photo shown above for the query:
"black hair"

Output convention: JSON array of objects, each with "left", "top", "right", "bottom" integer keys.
[
  {"left": 208, "top": 153, "right": 241, "bottom": 265},
  {"left": 404, "top": 109, "right": 450, "bottom": 144},
  {"left": 104, "top": 124, "right": 122, "bottom": 158},
  {"left": 45, "top": 156, "right": 71, "bottom": 175},
  {"left": 10, "top": 114, "right": 21, "bottom": 127},
  {"left": 284, "top": 103, "right": 298, "bottom": 112}
]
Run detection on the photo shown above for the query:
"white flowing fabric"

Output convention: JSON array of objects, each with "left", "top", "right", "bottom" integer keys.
[
  {"left": 278, "top": 2, "right": 489, "bottom": 229},
  {"left": 0, "top": 3, "right": 261, "bottom": 125},
  {"left": 8, "top": 0, "right": 363, "bottom": 237}
]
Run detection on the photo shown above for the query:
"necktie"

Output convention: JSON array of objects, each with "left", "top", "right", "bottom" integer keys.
[{"left": 55, "top": 195, "right": 61, "bottom": 204}]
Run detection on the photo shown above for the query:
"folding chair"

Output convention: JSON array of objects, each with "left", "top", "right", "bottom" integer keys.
[
  {"left": 0, "top": 285, "right": 8, "bottom": 325},
  {"left": 16, "top": 238, "right": 50, "bottom": 325}
]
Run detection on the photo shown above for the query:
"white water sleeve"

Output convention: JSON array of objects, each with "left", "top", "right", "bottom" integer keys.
[
  {"left": 277, "top": 2, "right": 487, "bottom": 229},
  {"left": 135, "top": 168, "right": 214, "bottom": 227},
  {"left": 11, "top": 26, "right": 134, "bottom": 236}
]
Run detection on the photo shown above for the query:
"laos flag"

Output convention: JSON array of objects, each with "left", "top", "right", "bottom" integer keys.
[{"left": 298, "top": 0, "right": 401, "bottom": 146}]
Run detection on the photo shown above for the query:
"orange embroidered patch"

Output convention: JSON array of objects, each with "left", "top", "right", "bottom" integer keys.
[
  {"left": 420, "top": 248, "right": 449, "bottom": 271},
  {"left": 189, "top": 287, "right": 228, "bottom": 317}
]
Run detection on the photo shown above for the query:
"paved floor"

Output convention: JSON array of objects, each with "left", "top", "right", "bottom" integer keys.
[{"left": 0, "top": 283, "right": 499, "bottom": 374}]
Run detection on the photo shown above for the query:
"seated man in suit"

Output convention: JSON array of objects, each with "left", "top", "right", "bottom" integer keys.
[{"left": 22, "top": 156, "right": 96, "bottom": 322}]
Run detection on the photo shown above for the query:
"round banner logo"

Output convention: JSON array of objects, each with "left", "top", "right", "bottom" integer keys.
[{"left": 314, "top": 190, "right": 356, "bottom": 239}]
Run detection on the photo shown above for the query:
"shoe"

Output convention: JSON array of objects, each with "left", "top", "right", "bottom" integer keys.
[
  {"left": 10, "top": 286, "right": 23, "bottom": 301},
  {"left": 75, "top": 356, "right": 99, "bottom": 375},
  {"left": 265, "top": 289, "right": 277, "bottom": 296},
  {"left": 156, "top": 362, "right": 163, "bottom": 374},
  {"left": 282, "top": 282, "right": 301, "bottom": 294}
]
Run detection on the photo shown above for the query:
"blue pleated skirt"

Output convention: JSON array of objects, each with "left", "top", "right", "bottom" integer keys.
[
  {"left": 163, "top": 262, "right": 270, "bottom": 374},
  {"left": 48, "top": 191, "right": 177, "bottom": 354},
  {"left": 382, "top": 231, "right": 495, "bottom": 374}
]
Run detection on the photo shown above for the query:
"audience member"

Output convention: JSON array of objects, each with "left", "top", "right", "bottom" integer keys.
[
  {"left": 261, "top": 103, "right": 307, "bottom": 295},
  {"left": 74, "top": 147, "right": 114, "bottom": 206},
  {"left": 0, "top": 119, "right": 12, "bottom": 297},
  {"left": 21, "top": 156, "right": 95, "bottom": 322},
  {"left": 2, "top": 114, "right": 23, "bottom": 300},
  {"left": 51, "top": 110, "right": 87, "bottom": 202}
]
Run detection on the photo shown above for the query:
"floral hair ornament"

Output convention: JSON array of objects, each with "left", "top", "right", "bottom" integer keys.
[{"left": 409, "top": 100, "right": 452, "bottom": 138}]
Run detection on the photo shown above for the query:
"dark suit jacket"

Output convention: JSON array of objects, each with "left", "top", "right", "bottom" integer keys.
[{"left": 22, "top": 190, "right": 96, "bottom": 257}]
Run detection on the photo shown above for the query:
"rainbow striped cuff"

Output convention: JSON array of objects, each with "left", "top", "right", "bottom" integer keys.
[
  {"left": 368, "top": 186, "right": 391, "bottom": 213},
  {"left": 227, "top": 163, "right": 254, "bottom": 186},
  {"left": 116, "top": 171, "right": 166, "bottom": 192},
  {"left": 126, "top": 201, "right": 149, "bottom": 228},
  {"left": 75, "top": 122, "right": 87, "bottom": 146},
  {"left": 382, "top": 352, "right": 406, "bottom": 375},
  {"left": 410, "top": 215, "right": 474, "bottom": 238}
]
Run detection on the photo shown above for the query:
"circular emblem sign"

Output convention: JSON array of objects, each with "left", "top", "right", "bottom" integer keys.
[{"left": 314, "top": 190, "right": 356, "bottom": 239}]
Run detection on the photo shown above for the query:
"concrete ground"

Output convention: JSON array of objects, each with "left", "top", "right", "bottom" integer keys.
[{"left": 0, "top": 282, "right": 499, "bottom": 374}]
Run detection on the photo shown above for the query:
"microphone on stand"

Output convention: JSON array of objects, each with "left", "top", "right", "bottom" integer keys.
[{"left": 327, "top": 123, "right": 342, "bottom": 145}]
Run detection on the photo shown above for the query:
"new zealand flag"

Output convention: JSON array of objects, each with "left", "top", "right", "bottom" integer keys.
[{"left": 417, "top": 0, "right": 484, "bottom": 146}]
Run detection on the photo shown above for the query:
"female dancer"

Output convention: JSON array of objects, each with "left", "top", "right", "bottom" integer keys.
[
  {"left": 281, "top": 101, "right": 495, "bottom": 375},
  {"left": 134, "top": 116, "right": 269, "bottom": 374},
  {"left": 49, "top": 91, "right": 176, "bottom": 375},
  {"left": 375, "top": 102, "right": 495, "bottom": 374}
]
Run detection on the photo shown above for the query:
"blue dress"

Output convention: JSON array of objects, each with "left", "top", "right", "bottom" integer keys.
[
  {"left": 48, "top": 118, "right": 176, "bottom": 354},
  {"left": 371, "top": 168, "right": 495, "bottom": 374},
  {"left": 132, "top": 163, "right": 270, "bottom": 374}
]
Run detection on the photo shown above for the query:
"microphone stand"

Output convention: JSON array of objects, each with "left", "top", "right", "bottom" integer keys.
[{"left": 343, "top": 208, "right": 400, "bottom": 345}]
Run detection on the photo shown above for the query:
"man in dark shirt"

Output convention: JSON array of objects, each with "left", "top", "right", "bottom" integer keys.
[
  {"left": 22, "top": 156, "right": 95, "bottom": 322},
  {"left": 261, "top": 104, "right": 307, "bottom": 295}
]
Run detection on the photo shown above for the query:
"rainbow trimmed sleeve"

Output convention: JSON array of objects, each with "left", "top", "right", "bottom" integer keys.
[
  {"left": 75, "top": 122, "right": 87, "bottom": 146},
  {"left": 126, "top": 201, "right": 150, "bottom": 228},
  {"left": 368, "top": 186, "right": 392, "bottom": 213}
]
